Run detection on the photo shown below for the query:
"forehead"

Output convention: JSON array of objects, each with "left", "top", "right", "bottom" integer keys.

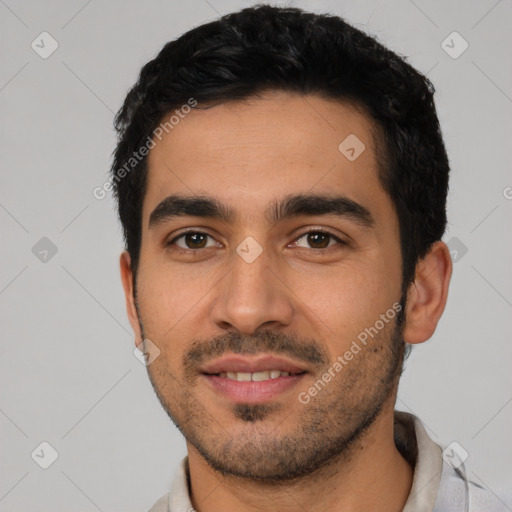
[{"left": 143, "top": 92, "right": 391, "bottom": 226}]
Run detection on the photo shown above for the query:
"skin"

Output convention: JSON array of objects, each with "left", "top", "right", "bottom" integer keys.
[{"left": 120, "top": 91, "right": 452, "bottom": 512}]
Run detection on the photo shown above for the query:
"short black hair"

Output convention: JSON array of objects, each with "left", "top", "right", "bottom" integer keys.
[{"left": 111, "top": 4, "right": 450, "bottom": 292}]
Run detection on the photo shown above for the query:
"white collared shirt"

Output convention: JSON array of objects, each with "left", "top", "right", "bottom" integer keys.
[{"left": 147, "top": 411, "right": 505, "bottom": 511}]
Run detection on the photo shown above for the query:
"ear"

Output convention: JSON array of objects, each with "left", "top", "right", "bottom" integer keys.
[
  {"left": 403, "top": 241, "right": 453, "bottom": 344},
  {"left": 120, "top": 251, "right": 143, "bottom": 345}
]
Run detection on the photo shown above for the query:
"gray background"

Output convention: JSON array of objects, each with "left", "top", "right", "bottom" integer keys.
[{"left": 1, "top": 0, "right": 511, "bottom": 510}]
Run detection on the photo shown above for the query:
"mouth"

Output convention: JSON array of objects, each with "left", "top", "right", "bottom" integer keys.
[
  {"left": 211, "top": 370, "right": 302, "bottom": 381},
  {"left": 199, "top": 354, "right": 308, "bottom": 403}
]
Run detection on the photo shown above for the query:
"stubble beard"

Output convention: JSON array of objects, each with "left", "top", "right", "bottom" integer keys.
[{"left": 144, "top": 318, "right": 406, "bottom": 483}]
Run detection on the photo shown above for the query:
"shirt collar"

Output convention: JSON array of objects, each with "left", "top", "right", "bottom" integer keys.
[{"left": 396, "top": 411, "right": 443, "bottom": 512}]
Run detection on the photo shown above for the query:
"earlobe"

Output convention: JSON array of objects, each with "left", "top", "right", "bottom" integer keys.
[
  {"left": 403, "top": 241, "right": 453, "bottom": 345},
  {"left": 120, "top": 251, "right": 143, "bottom": 344}
]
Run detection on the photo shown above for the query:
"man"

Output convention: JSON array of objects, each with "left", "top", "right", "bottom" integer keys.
[{"left": 111, "top": 5, "right": 502, "bottom": 511}]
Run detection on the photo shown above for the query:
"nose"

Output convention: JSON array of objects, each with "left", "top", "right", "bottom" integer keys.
[{"left": 210, "top": 241, "right": 294, "bottom": 335}]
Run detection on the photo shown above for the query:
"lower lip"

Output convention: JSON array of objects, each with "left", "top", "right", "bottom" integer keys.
[{"left": 202, "top": 374, "right": 306, "bottom": 403}]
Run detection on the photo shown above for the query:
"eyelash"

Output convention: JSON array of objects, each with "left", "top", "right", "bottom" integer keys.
[{"left": 166, "top": 228, "right": 347, "bottom": 255}]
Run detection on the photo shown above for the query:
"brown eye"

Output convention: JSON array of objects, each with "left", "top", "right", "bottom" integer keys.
[
  {"left": 182, "top": 233, "right": 208, "bottom": 249},
  {"left": 167, "top": 232, "right": 216, "bottom": 251},
  {"left": 294, "top": 230, "right": 344, "bottom": 250},
  {"left": 306, "top": 232, "right": 330, "bottom": 249}
]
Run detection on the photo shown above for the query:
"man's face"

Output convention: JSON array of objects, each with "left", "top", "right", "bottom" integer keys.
[{"left": 128, "top": 92, "right": 405, "bottom": 480}]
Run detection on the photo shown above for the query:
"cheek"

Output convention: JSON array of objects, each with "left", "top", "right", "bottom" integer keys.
[
  {"left": 296, "top": 261, "right": 400, "bottom": 353},
  {"left": 135, "top": 267, "right": 185, "bottom": 336},
  {"left": 135, "top": 263, "right": 219, "bottom": 367},
  {"left": 138, "top": 258, "right": 210, "bottom": 309}
]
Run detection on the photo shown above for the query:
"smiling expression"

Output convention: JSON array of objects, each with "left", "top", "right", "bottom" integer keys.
[{"left": 123, "top": 91, "right": 406, "bottom": 480}]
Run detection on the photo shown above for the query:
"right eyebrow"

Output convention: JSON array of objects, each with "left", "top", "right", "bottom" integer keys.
[{"left": 149, "top": 195, "right": 235, "bottom": 229}]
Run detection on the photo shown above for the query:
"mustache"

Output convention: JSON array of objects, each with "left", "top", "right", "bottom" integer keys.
[{"left": 184, "top": 330, "right": 329, "bottom": 369}]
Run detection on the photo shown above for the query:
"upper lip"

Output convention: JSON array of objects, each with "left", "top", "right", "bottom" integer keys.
[{"left": 199, "top": 354, "right": 309, "bottom": 375}]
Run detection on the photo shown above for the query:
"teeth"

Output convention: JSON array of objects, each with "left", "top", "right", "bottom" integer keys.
[
  {"left": 251, "top": 371, "right": 270, "bottom": 381},
  {"left": 218, "top": 370, "right": 293, "bottom": 381}
]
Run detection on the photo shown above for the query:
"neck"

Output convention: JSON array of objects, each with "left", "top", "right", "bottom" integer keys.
[{"left": 186, "top": 406, "right": 413, "bottom": 512}]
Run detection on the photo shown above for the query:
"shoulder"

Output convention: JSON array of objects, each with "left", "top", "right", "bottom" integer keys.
[
  {"left": 435, "top": 458, "right": 509, "bottom": 511},
  {"left": 145, "top": 456, "right": 193, "bottom": 512},
  {"left": 396, "top": 412, "right": 510, "bottom": 511},
  {"left": 468, "top": 478, "right": 510, "bottom": 511},
  {"left": 146, "top": 492, "right": 170, "bottom": 512}
]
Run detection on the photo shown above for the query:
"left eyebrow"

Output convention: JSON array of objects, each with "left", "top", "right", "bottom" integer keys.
[
  {"left": 268, "top": 193, "right": 374, "bottom": 227},
  {"left": 148, "top": 193, "right": 375, "bottom": 229}
]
